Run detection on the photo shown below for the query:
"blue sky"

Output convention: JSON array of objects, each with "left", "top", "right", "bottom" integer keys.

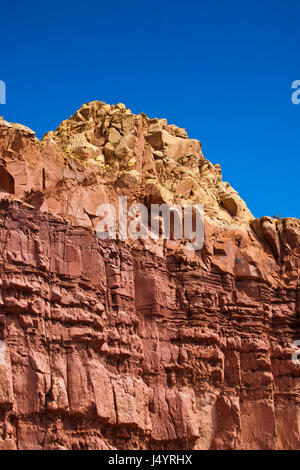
[{"left": 1, "top": 0, "right": 299, "bottom": 219}]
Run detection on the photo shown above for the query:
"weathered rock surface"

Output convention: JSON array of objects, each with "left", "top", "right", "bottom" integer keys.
[{"left": 0, "top": 102, "right": 299, "bottom": 449}]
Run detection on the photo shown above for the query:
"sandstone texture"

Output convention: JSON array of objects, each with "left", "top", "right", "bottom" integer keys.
[{"left": 0, "top": 102, "right": 299, "bottom": 449}]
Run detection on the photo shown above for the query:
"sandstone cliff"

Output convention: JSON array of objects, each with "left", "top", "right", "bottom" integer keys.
[{"left": 0, "top": 102, "right": 299, "bottom": 449}]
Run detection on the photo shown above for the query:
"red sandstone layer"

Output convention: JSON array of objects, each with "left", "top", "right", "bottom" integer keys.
[{"left": 0, "top": 102, "right": 299, "bottom": 449}]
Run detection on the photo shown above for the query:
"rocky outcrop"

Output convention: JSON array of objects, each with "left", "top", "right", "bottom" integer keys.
[{"left": 0, "top": 103, "right": 299, "bottom": 450}]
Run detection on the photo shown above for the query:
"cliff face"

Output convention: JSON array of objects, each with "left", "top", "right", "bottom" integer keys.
[{"left": 0, "top": 102, "right": 299, "bottom": 450}]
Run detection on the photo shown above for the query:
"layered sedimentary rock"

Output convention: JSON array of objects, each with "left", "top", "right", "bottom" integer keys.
[{"left": 0, "top": 102, "right": 299, "bottom": 449}]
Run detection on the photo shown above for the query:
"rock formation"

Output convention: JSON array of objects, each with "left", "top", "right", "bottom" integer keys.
[{"left": 0, "top": 101, "right": 299, "bottom": 449}]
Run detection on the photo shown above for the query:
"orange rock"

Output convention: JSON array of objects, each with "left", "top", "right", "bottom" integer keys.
[{"left": 0, "top": 102, "right": 298, "bottom": 449}]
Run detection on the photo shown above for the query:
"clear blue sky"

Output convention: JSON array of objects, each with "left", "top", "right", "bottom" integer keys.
[{"left": 1, "top": 0, "right": 299, "bottom": 219}]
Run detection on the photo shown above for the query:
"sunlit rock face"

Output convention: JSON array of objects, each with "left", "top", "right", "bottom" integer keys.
[{"left": 0, "top": 104, "right": 299, "bottom": 450}]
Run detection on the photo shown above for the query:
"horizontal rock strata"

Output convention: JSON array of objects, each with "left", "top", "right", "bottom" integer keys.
[{"left": 0, "top": 102, "right": 299, "bottom": 449}]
